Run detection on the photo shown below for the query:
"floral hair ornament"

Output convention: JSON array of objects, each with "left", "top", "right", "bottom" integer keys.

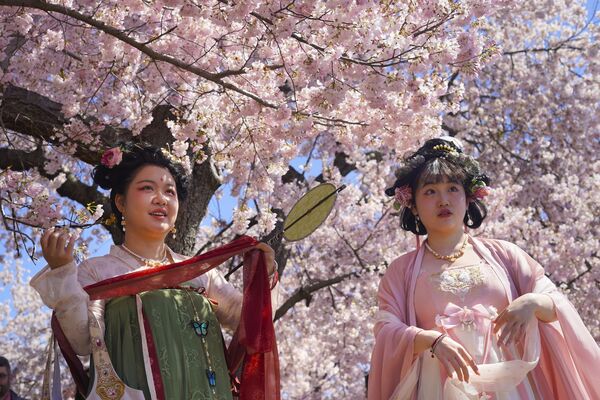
[
  {"left": 393, "top": 185, "right": 413, "bottom": 210},
  {"left": 469, "top": 177, "right": 490, "bottom": 201},
  {"left": 100, "top": 147, "right": 123, "bottom": 168},
  {"left": 438, "top": 135, "right": 464, "bottom": 152}
]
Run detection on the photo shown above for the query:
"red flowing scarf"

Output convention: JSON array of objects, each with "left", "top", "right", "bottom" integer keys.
[
  {"left": 55, "top": 236, "right": 280, "bottom": 399},
  {"left": 228, "top": 250, "right": 281, "bottom": 400}
]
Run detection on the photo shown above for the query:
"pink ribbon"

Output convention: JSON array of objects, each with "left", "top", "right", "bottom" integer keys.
[
  {"left": 436, "top": 303, "right": 493, "bottom": 332},
  {"left": 436, "top": 303, "right": 496, "bottom": 363}
]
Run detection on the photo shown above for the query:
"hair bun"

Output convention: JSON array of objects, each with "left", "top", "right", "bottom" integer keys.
[{"left": 92, "top": 165, "right": 115, "bottom": 190}]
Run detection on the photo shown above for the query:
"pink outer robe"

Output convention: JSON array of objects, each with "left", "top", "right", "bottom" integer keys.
[{"left": 368, "top": 236, "right": 600, "bottom": 400}]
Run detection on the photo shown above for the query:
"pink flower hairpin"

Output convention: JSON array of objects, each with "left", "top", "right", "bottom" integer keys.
[
  {"left": 471, "top": 186, "right": 489, "bottom": 200},
  {"left": 393, "top": 185, "right": 413, "bottom": 209},
  {"left": 100, "top": 147, "right": 123, "bottom": 168},
  {"left": 468, "top": 178, "right": 490, "bottom": 201}
]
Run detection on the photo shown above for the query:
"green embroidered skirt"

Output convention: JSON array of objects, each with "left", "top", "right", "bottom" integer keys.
[{"left": 102, "top": 289, "right": 233, "bottom": 400}]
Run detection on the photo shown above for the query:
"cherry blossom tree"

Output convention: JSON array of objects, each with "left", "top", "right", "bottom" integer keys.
[
  {"left": 443, "top": 0, "right": 600, "bottom": 344},
  {"left": 0, "top": 0, "right": 597, "bottom": 398}
]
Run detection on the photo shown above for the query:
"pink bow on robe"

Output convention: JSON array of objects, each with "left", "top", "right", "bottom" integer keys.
[
  {"left": 435, "top": 303, "right": 497, "bottom": 363},
  {"left": 435, "top": 303, "right": 495, "bottom": 333}
]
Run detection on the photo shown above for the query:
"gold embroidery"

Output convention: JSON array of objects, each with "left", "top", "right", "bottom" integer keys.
[
  {"left": 431, "top": 265, "right": 484, "bottom": 299},
  {"left": 89, "top": 307, "right": 126, "bottom": 400},
  {"left": 95, "top": 362, "right": 126, "bottom": 399}
]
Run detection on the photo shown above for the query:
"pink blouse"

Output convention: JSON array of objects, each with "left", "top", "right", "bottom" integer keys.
[{"left": 415, "top": 258, "right": 508, "bottom": 332}]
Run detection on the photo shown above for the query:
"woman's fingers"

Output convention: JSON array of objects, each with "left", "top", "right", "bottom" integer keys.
[
  {"left": 459, "top": 356, "right": 470, "bottom": 382},
  {"left": 254, "top": 242, "right": 276, "bottom": 275},
  {"left": 41, "top": 228, "right": 53, "bottom": 250},
  {"left": 493, "top": 309, "right": 507, "bottom": 333},
  {"left": 438, "top": 349, "right": 471, "bottom": 382},
  {"left": 508, "top": 322, "right": 525, "bottom": 346},
  {"left": 254, "top": 242, "right": 274, "bottom": 254},
  {"left": 499, "top": 321, "right": 519, "bottom": 346},
  {"left": 434, "top": 337, "right": 479, "bottom": 382},
  {"left": 49, "top": 229, "right": 64, "bottom": 252},
  {"left": 440, "top": 359, "right": 454, "bottom": 379},
  {"left": 458, "top": 347, "right": 479, "bottom": 375},
  {"left": 40, "top": 227, "right": 76, "bottom": 269},
  {"left": 56, "top": 230, "right": 70, "bottom": 253},
  {"left": 497, "top": 322, "right": 511, "bottom": 345},
  {"left": 66, "top": 233, "right": 77, "bottom": 254},
  {"left": 447, "top": 357, "right": 460, "bottom": 381},
  {"left": 443, "top": 356, "right": 461, "bottom": 381},
  {"left": 45, "top": 229, "right": 61, "bottom": 253},
  {"left": 449, "top": 357, "right": 466, "bottom": 382}
]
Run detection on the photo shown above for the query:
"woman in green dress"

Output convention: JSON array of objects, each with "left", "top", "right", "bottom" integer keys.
[{"left": 31, "top": 143, "right": 279, "bottom": 399}]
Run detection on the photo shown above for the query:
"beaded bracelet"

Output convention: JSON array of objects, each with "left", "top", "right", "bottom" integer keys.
[{"left": 430, "top": 333, "right": 448, "bottom": 358}]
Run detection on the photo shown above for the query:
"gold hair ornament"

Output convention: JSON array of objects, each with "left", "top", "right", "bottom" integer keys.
[{"left": 432, "top": 144, "right": 458, "bottom": 154}]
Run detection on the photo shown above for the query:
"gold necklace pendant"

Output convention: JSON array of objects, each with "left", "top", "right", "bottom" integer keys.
[
  {"left": 143, "top": 259, "right": 166, "bottom": 268},
  {"left": 121, "top": 244, "right": 168, "bottom": 267}
]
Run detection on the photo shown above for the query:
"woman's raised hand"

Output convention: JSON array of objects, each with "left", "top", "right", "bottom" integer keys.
[
  {"left": 254, "top": 242, "right": 276, "bottom": 275},
  {"left": 433, "top": 335, "right": 479, "bottom": 383},
  {"left": 41, "top": 227, "right": 77, "bottom": 269},
  {"left": 493, "top": 293, "right": 539, "bottom": 346}
]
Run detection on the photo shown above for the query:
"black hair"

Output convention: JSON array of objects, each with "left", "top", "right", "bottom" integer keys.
[
  {"left": 385, "top": 137, "right": 490, "bottom": 235},
  {"left": 0, "top": 356, "right": 10, "bottom": 373},
  {"left": 92, "top": 142, "right": 189, "bottom": 231}
]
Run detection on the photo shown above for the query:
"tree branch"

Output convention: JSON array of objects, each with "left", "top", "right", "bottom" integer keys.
[
  {"left": 0, "top": 83, "right": 129, "bottom": 164},
  {"left": 0, "top": 0, "right": 277, "bottom": 108},
  {"left": 274, "top": 270, "right": 358, "bottom": 321},
  {"left": 503, "top": 44, "right": 584, "bottom": 56},
  {"left": 315, "top": 151, "right": 357, "bottom": 182}
]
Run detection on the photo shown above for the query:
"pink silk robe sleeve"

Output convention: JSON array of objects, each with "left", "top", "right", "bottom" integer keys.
[
  {"left": 368, "top": 252, "right": 422, "bottom": 400},
  {"left": 484, "top": 239, "right": 600, "bottom": 400}
]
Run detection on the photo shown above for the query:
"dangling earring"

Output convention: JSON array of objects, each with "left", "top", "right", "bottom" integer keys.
[
  {"left": 415, "top": 214, "right": 423, "bottom": 234},
  {"left": 465, "top": 211, "right": 472, "bottom": 226},
  {"left": 170, "top": 226, "right": 177, "bottom": 239},
  {"left": 121, "top": 215, "right": 127, "bottom": 232}
]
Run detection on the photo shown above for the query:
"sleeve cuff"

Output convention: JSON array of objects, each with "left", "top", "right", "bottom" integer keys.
[{"left": 30, "top": 261, "right": 86, "bottom": 308}]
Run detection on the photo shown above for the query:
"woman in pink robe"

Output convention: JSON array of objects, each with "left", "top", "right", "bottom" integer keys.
[{"left": 368, "top": 137, "right": 600, "bottom": 400}]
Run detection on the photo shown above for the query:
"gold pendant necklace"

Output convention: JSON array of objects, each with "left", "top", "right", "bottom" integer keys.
[
  {"left": 425, "top": 236, "right": 468, "bottom": 262},
  {"left": 120, "top": 244, "right": 168, "bottom": 267}
]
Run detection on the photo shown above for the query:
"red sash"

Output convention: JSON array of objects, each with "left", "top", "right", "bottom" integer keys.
[{"left": 54, "top": 236, "right": 280, "bottom": 399}]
